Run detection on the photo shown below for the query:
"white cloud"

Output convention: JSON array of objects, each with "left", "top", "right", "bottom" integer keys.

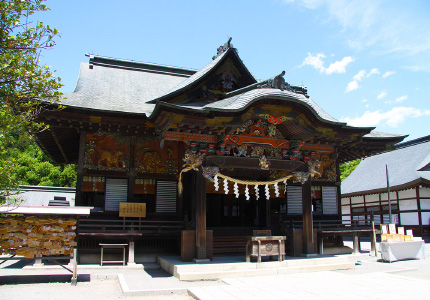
[
  {"left": 353, "top": 70, "right": 366, "bottom": 81},
  {"left": 361, "top": 99, "right": 368, "bottom": 103},
  {"left": 346, "top": 80, "right": 359, "bottom": 92},
  {"left": 340, "top": 107, "right": 430, "bottom": 128},
  {"left": 346, "top": 68, "right": 381, "bottom": 93},
  {"left": 325, "top": 56, "right": 354, "bottom": 74},
  {"left": 394, "top": 95, "right": 408, "bottom": 103},
  {"left": 367, "top": 68, "right": 380, "bottom": 77},
  {"left": 382, "top": 71, "right": 396, "bottom": 78},
  {"left": 300, "top": 52, "right": 353, "bottom": 75},
  {"left": 377, "top": 91, "right": 387, "bottom": 100}
]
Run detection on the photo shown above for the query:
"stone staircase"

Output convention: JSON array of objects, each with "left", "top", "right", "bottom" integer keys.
[{"left": 158, "top": 255, "right": 355, "bottom": 281}]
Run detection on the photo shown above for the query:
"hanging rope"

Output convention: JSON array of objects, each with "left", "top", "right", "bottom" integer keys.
[
  {"left": 178, "top": 166, "right": 193, "bottom": 195},
  {"left": 178, "top": 167, "right": 295, "bottom": 195},
  {"left": 216, "top": 172, "right": 292, "bottom": 186}
]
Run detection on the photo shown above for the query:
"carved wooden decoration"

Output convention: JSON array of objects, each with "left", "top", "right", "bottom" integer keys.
[
  {"left": 84, "top": 133, "right": 130, "bottom": 171},
  {"left": 135, "top": 138, "right": 179, "bottom": 176}
]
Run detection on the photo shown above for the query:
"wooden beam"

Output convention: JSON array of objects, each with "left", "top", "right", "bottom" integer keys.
[
  {"left": 205, "top": 156, "right": 306, "bottom": 171},
  {"left": 50, "top": 129, "right": 69, "bottom": 163}
]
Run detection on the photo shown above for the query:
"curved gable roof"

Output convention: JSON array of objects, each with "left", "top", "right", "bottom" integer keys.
[{"left": 149, "top": 47, "right": 257, "bottom": 104}]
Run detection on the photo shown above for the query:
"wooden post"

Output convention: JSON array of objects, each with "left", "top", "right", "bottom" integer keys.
[
  {"left": 195, "top": 167, "right": 207, "bottom": 259},
  {"left": 302, "top": 172, "right": 315, "bottom": 255},
  {"left": 75, "top": 131, "right": 86, "bottom": 206}
]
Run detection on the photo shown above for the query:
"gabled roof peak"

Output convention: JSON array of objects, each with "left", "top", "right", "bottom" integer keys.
[{"left": 212, "top": 37, "right": 236, "bottom": 60}]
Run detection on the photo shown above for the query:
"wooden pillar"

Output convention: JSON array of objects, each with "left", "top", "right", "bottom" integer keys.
[
  {"left": 416, "top": 187, "right": 423, "bottom": 235},
  {"left": 75, "top": 131, "right": 86, "bottom": 206},
  {"left": 195, "top": 167, "right": 207, "bottom": 259},
  {"left": 128, "top": 136, "right": 137, "bottom": 202},
  {"left": 302, "top": 173, "right": 315, "bottom": 255}
]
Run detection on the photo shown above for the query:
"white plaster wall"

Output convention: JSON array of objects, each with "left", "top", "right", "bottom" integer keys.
[
  {"left": 399, "top": 199, "right": 418, "bottom": 211},
  {"left": 421, "top": 198, "right": 430, "bottom": 210},
  {"left": 400, "top": 212, "right": 419, "bottom": 225},
  {"left": 380, "top": 192, "right": 397, "bottom": 201},
  {"left": 421, "top": 212, "right": 430, "bottom": 225},
  {"left": 351, "top": 196, "right": 364, "bottom": 204},
  {"left": 341, "top": 197, "right": 350, "bottom": 206},
  {"left": 341, "top": 205, "right": 350, "bottom": 215},
  {"left": 398, "top": 189, "right": 416, "bottom": 199},
  {"left": 419, "top": 187, "right": 430, "bottom": 197},
  {"left": 365, "top": 194, "right": 379, "bottom": 202}
]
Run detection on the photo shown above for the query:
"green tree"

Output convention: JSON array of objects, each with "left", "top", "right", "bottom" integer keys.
[
  {"left": 0, "top": 0, "right": 62, "bottom": 201},
  {"left": 339, "top": 159, "right": 361, "bottom": 181}
]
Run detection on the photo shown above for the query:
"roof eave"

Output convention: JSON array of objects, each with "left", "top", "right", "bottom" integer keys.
[{"left": 341, "top": 178, "right": 430, "bottom": 197}]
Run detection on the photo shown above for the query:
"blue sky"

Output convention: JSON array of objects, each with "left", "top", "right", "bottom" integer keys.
[{"left": 37, "top": 0, "right": 430, "bottom": 142}]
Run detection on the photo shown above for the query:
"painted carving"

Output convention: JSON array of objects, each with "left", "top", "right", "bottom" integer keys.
[
  {"left": 84, "top": 133, "right": 129, "bottom": 171},
  {"left": 135, "top": 139, "right": 178, "bottom": 175},
  {"left": 182, "top": 149, "right": 205, "bottom": 171},
  {"left": 259, "top": 155, "right": 270, "bottom": 170},
  {"left": 308, "top": 160, "right": 322, "bottom": 179},
  {"left": 313, "top": 153, "right": 337, "bottom": 182}
]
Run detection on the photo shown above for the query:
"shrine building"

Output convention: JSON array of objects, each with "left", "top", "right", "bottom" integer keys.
[{"left": 35, "top": 39, "right": 407, "bottom": 262}]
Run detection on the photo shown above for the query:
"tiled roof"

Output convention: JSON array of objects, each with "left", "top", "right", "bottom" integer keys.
[
  {"left": 57, "top": 57, "right": 195, "bottom": 114},
  {"left": 362, "top": 131, "right": 407, "bottom": 139},
  {"left": 341, "top": 138, "right": 430, "bottom": 196},
  {"left": 202, "top": 88, "right": 339, "bottom": 123}
]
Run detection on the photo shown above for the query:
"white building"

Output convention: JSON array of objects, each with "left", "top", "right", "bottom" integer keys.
[{"left": 341, "top": 135, "right": 430, "bottom": 236}]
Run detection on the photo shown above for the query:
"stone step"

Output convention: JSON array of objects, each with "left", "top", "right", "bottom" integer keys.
[
  {"left": 158, "top": 255, "right": 355, "bottom": 281},
  {"left": 177, "top": 262, "right": 355, "bottom": 280}
]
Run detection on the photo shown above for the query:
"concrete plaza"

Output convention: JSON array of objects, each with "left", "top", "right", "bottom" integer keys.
[{"left": 1, "top": 240, "right": 429, "bottom": 300}]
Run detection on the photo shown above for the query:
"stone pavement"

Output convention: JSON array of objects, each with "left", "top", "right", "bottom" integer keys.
[{"left": 0, "top": 241, "right": 429, "bottom": 300}]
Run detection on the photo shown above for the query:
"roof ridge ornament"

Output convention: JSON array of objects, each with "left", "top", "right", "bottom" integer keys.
[
  {"left": 258, "top": 71, "right": 293, "bottom": 92},
  {"left": 212, "top": 37, "right": 234, "bottom": 60}
]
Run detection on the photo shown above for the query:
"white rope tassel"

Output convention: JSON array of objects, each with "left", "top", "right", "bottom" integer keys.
[
  {"left": 223, "top": 178, "right": 229, "bottom": 194},
  {"left": 265, "top": 184, "right": 270, "bottom": 200},
  {"left": 283, "top": 180, "right": 288, "bottom": 191},
  {"left": 274, "top": 182, "right": 280, "bottom": 197},
  {"left": 245, "top": 185, "right": 250, "bottom": 201},
  {"left": 254, "top": 185, "right": 259, "bottom": 200},
  {"left": 234, "top": 182, "right": 239, "bottom": 198},
  {"left": 214, "top": 175, "right": 219, "bottom": 191}
]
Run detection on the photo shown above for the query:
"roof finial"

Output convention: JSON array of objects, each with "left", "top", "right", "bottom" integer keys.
[{"left": 213, "top": 37, "right": 234, "bottom": 60}]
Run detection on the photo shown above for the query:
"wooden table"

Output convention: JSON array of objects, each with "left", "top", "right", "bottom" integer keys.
[
  {"left": 99, "top": 243, "right": 128, "bottom": 266},
  {"left": 246, "top": 236, "right": 286, "bottom": 263}
]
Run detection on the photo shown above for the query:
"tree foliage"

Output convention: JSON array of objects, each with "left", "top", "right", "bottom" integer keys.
[
  {"left": 339, "top": 159, "right": 361, "bottom": 181},
  {"left": 1, "top": 0, "right": 63, "bottom": 200},
  {"left": 5, "top": 136, "right": 76, "bottom": 187}
]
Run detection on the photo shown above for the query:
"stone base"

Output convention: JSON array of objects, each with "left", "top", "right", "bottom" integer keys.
[
  {"left": 193, "top": 258, "right": 211, "bottom": 264},
  {"left": 300, "top": 253, "right": 318, "bottom": 258}
]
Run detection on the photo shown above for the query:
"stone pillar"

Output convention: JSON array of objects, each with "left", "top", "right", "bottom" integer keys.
[{"left": 128, "top": 241, "right": 136, "bottom": 265}]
